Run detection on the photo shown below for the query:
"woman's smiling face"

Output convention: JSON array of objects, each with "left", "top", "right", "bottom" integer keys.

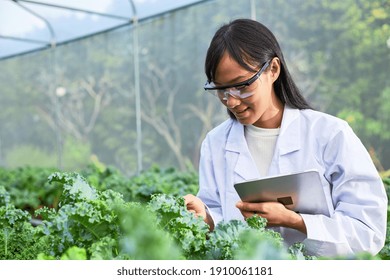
[{"left": 213, "top": 51, "right": 283, "bottom": 128}]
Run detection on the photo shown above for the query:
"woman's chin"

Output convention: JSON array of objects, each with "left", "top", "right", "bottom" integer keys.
[{"left": 235, "top": 114, "right": 253, "bottom": 125}]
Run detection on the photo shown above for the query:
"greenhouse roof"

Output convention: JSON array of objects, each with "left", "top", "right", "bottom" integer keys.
[{"left": 0, "top": 0, "right": 206, "bottom": 60}]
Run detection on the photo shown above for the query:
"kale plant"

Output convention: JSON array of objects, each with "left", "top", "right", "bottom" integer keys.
[
  {"left": 148, "top": 194, "right": 209, "bottom": 259},
  {"left": 0, "top": 186, "right": 49, "bottom": 260}
]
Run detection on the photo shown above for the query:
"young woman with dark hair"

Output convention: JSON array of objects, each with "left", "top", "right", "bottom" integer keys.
[{"left": 184, "top": 19, "right": 387, "bottom": 257}]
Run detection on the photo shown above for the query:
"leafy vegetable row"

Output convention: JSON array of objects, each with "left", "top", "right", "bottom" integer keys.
[{"left": 0, "top": 165, "right": 389, "bottom": 260}]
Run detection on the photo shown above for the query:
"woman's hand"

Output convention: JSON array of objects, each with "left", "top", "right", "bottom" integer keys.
[
  {"left": 235, "top": 201, "right": 307, "bottom": 234},
  {"left": 184, "top": 194, "right": 215, "bottom": 230}
]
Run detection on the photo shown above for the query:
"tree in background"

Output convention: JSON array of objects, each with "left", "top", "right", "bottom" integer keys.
[
  {"left": 0, "top": 0, "right": 389, "bottom": 173},
  {"left": 256, "top": 0, "right": 390, "bottom": 171}
]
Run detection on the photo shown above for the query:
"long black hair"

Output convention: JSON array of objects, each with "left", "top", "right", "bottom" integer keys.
[{"left": 205, "top": 19, "right": 312, "bottom": 118}]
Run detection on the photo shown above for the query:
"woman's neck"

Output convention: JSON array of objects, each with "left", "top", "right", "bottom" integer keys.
[{"left": 253, "top": 99, "right": 284, "bottom": 129}]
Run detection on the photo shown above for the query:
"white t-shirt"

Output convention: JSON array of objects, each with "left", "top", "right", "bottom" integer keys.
[{"left": 244, "top": 124, "right": 280, "bottom": 177}]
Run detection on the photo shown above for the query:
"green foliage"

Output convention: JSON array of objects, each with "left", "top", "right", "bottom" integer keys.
[
  {"left": 0, "top": 167, "right": 299, "bottom": 260},
  {"left": 232, "top": 227, "right": 289, "bottom": 260},
  {"left": 33, "top": 171, "right": 182, "bottom": 260},
  {"left": 116, "top": 202, "right": 182, "bottom": 260},
  {"left": 0, "top": 186, "right": 50, "bottom": 260},
  {"left": 4, "top": 145, "right": 57, "bottom": 169},
  {"left": 0, "top": 166, "right": 60, "bottom": 211},
  {"left": 378, "top": 205, "right": 390, "bottom": 260},
  {"left": 148, "top": 194, "right": 209, "bottom": 259},
  {"left": 61, "top": 137, "right": 92, "bottom": 171},
  {"left": 246, "top": 214, "right": 268, "bottom": 229},
  {"left": 0, "top": 163, "right": 199, "bottom": 215},
  {"left": 4, "top": 137, "right": 92, "bottom": 172},
  {"left": 288, "top": 242, "right": 317, "bottom": 260},
  {"left": 205, "top": 219, "right": 287, "bottom": 260},
  {"left": 80, "top": 163, "right": 199, "bottom": 203},
  {"left": 206, "top": 220, "right": 255, "bottom": 260},
  {"left": 60, "top": 246, "right": 88, "bottom": 260},
  {"left": 0, "top": 165, "right": 388, "bottom": 260},
  {"left": 126, "top": 165, "right": 199, "bottom": 202},
  {"left": 378, "top": 176, "right": 390, "bottom": 259},
  {"left": 148, "top": 194, "right": 292, "bottom": 260},
  {"left": 80, "top": 163, "right": 134, "bottom": 201},
  {"left": 35, "top": 172, "right": 123, "bottom": 256},
  {"left": 38, "top": 246, "right": 88, "bottom": 260}
]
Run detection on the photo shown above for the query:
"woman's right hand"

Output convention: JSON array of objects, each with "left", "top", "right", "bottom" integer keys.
[{"left": 183, "top": 194, "right": 214, "bottom": 230}]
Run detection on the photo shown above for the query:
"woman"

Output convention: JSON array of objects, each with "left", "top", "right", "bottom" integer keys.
[{"left": 184, "top": 19, "right": 387, "bottom": 257}]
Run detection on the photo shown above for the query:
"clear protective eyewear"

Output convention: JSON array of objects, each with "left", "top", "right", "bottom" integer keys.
[{"left": 204, "top": 60, "right": 270, "bottom": 100}]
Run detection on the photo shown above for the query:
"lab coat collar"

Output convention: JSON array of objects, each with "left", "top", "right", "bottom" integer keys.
[
  {"left": 278, "top": 106, "right": 301, "bottom": 156},
  {"left": 225, "top": 120, "right": 260, "bottom": 180},
  {"left": 225, "top": 106, "right": 302, "bottom": 180}
]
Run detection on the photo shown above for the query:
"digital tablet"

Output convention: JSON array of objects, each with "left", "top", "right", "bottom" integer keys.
[{"left": 234, "top": 170, "right": 331, "bottom": 216}]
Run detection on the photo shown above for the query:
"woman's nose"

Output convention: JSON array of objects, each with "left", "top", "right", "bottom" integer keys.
[{"left": 225, "top": 94, "right": 241, "bottom": 108}]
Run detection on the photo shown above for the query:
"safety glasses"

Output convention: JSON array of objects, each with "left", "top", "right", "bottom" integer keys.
[{"left": 204, "top": 60, "right": 270, "bottom": 100}]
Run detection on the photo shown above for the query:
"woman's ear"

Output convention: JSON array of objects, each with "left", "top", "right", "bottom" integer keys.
[{"left": 270, "top": 57, "right": 281, "bottom": 82}]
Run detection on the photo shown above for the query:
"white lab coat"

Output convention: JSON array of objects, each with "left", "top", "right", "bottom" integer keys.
[{"left": 197, "top": 106, "right": 387, "bottom": 257}]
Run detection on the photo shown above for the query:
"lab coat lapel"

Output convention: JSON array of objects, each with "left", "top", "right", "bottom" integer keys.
[
  {"left": 268, "top": 106, "right": 302, "bottom": 175},
  {"left": 225, "top": 120, "right": 260, "bottom": 181}
]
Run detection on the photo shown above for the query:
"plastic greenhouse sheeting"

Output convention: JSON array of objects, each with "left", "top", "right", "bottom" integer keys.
[{"left": 0, "top": 0, "right": 205, "bottom": 59}]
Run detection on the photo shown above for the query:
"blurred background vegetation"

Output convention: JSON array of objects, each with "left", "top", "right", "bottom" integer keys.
[{"left": 0, "top": 0, "right": 389, "bottom": 177}]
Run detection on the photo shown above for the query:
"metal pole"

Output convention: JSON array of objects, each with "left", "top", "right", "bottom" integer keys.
[
  {"left": 129, "top": 0, "right": 142, "bottom": 175},
  {"left": 15, "top": 0, "right": 131, "bottom": 21},
  {"left": 250, "top": 0, "right": 256, "bottom": 20},
  {"left": 0, "top": 136, "right": 3, "bottom": 166},
  {"left": 11, "top": 0, "right": 56, "bottom": 47},
  {"left": 54, "top": 84, "right": 64, "bottom": 170}
]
